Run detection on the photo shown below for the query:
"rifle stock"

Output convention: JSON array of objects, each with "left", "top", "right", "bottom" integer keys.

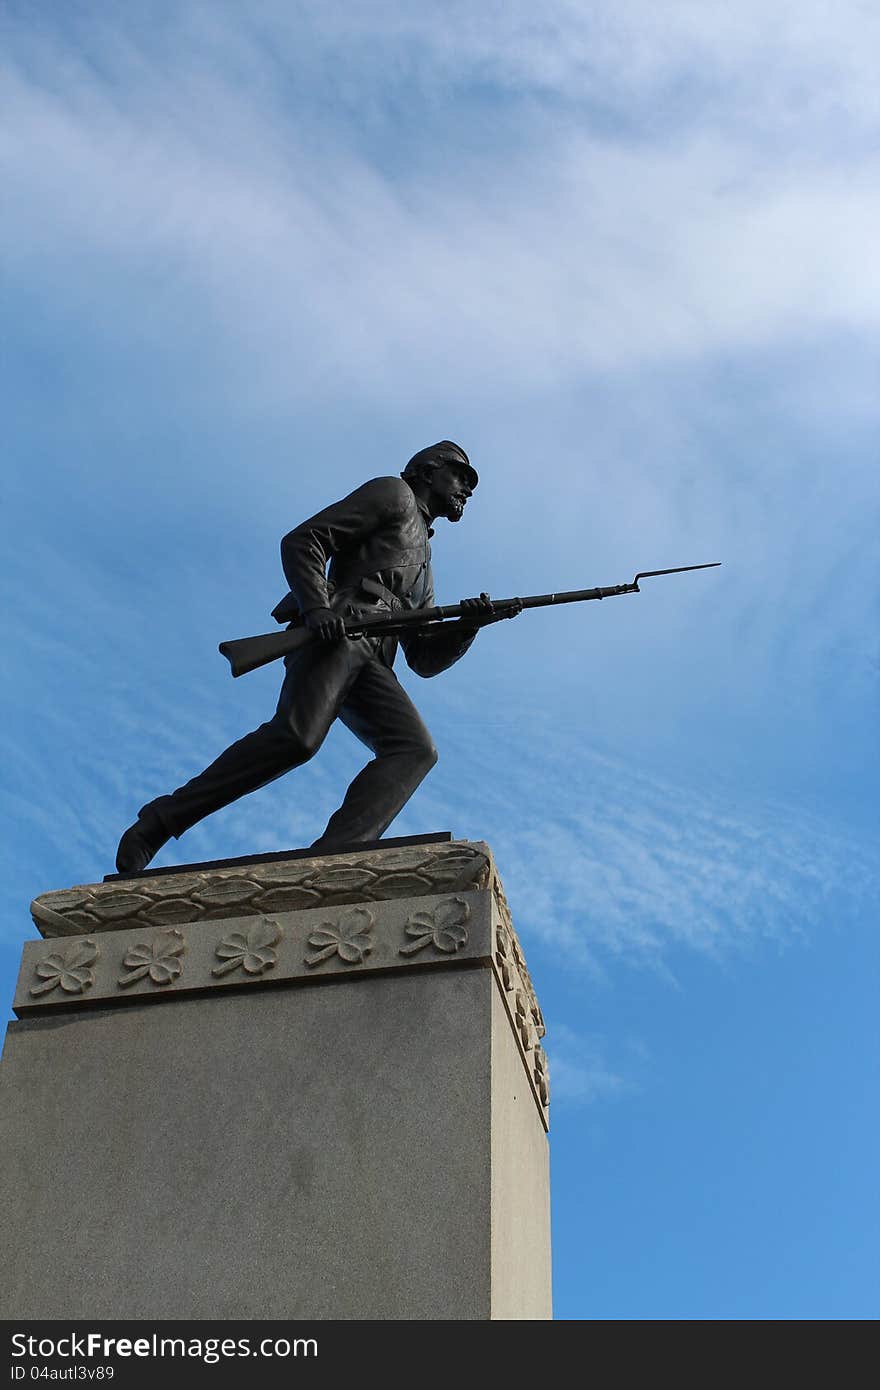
[
  {"left": 217, "top": 607, "right": 435, "bottom": 677},
  {"left": 218, "top": 626, "right": 314, "bottom": 677}
]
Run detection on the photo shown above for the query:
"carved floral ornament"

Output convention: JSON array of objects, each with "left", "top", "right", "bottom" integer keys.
[
  {"left": 533, "top": 1046, "right": 550, "bottom": 1108},
  {"left": 399, "top": 897, "right": 470, "bottom": 956},
  {"left": 305, "top": 907, "right": 374, "bottom": 967},
  {"left": 212, "top": 918, "right": 282, "bottom": 977},
  {"left": 495, "top": 921, "right": 515, "bottom": 991},
  {"left": 514, "top": 989, "right": 536, "bottom": 1050},
  {"left": 494, "top": 916, "right": 545, "bottom": 1040},
  {"left": 118, "top": 929, "right": 186, "bottom": 988},
  {"left": 30, "top": 940, "right": 99, "bottom": 997}
]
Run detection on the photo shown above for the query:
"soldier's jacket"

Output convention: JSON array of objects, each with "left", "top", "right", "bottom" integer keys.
[{"left": 272, "top": 476, "right": 477, "bottom": 677}]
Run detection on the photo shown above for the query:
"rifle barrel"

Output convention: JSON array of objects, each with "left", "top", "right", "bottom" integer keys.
[{"left": 518, "top": 584, "right": 637, "bottom": 608}]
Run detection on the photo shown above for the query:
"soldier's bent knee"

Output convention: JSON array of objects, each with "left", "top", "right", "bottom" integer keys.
[
  {"left": 420, "top": 742, "right": 439, "bottom": 771},
  {"left": 271, "top": 715, "right": 323, "bottom": 764}
]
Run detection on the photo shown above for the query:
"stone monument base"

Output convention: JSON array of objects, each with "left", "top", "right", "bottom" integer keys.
[{"left": 0, "top": 838, "right": 551, "bottom": 1320}]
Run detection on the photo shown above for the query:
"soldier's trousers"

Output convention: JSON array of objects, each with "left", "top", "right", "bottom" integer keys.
[{"left": 145, "top": 635, "right": 438, "bottom": 850}]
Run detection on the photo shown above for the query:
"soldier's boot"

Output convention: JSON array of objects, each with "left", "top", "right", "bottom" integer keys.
[{"left": 115, "top": 804, "right": 171, "bottom": 874}]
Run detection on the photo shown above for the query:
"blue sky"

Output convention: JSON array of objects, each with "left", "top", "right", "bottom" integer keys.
[{"left": 2, "top": 1, "right": 877, "bottom": 1319}]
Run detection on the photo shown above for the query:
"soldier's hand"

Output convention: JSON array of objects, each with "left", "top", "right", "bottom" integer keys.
[
  {"left": 459, "top": 593, "right": 523, "bottom": 627},
  {"left": 304, "top": 606, "right": 347, "bottom": 642}
]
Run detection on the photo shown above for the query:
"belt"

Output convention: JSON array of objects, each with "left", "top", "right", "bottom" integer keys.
[{"left": 358, "top": 576, "right": 404, "bottom": 612}]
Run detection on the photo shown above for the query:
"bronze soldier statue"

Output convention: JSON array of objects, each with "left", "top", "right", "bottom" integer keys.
[{"left": 115, "top": 441, "right": 519, "bottom": 873}]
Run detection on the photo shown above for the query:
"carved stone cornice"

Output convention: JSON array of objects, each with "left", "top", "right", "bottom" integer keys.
[{"left": 30, "top": 841, "right": 492, "bottom": 939}]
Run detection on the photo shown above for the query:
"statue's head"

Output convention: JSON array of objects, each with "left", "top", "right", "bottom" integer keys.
[{"left": 401, "top": 441, "right": 478, "bottom": 523}]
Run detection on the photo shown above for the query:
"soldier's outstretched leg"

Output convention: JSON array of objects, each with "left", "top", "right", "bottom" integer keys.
[
  {"left": 311, "top": 656, "right": 438, "bottom": 850},
  {"left": 115, "top": 636, "right": 377, "bottom": 872}
]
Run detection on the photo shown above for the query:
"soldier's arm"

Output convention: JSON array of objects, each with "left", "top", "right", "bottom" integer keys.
[
  {"left": 401, "top": 622, "right": 479, "bottom": 677},
  {"left": 402, "top": 595, "right": 520, "bottom": 677},
  {"left": 280, "top": 477, "right": 411, "bottom": 625}
]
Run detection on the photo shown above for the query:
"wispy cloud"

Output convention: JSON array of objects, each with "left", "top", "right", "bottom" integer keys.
[
  {"left": 407, "top": 704, "right": 878, "bottom": 978},
  {"left": 2, "top": 0, "right": 879, "bottom": 411},
  {"left": 282, "top": 0, "right": 880, "bottom": 135},
  {"left": 544, "top": 1023, "right": 632, "bottom": 1106}
]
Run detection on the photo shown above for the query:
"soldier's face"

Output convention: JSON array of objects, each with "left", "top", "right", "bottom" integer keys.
[{"left": 429, "top": 462, "right": 474, "bottom": 523}]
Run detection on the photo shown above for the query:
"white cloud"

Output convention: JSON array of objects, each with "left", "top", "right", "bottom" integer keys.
[
  {"left": 2, "top": 1, "right": 879, "bottom": 409},
  {"left": 413, "top": 714, "right": 878, "bottom": 976},
  {"left": 249, "top": 0, "right": 880, "bottom": 136},
  {"left": 544, "top": 1024, "right": 631, "bottom": 1106}
]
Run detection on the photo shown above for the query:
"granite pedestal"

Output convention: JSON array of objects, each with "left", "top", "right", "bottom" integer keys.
[{"left": 0, "top": 838, "right": 551, "bottom": 1320}]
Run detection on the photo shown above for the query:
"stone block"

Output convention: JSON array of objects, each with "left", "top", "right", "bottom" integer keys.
[{"left": 0, "top": 839, "right": 551, "bottom": 1319}]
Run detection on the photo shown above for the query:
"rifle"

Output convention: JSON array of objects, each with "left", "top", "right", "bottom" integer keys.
[{"left": 218, "top": 563, "right": 720, "bottom": 678}]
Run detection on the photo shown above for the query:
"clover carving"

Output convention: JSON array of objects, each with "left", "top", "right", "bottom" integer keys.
[
  {"left": 514, "top": 988, "right": 538, "bottom": 1051},
  {"left": 212, "top": 918, "right": 282, "bottom": 977},
  {"left": 118, "top": 929, "right": 185, "bottom": 987},
  {"left": 30, "top": 939, "right": 99, "bottom": 997},
  {"left": 495, "top": 923, "right": 515, "bottom": 990},
  {"left": 399, "top": 897, "right": 470, "bottom": 956},
  {"left": 305, "top": 907, "right": 374, "bottom": 966},
  {"left": 533, "top": 1045, "right": 550, "bottom": 1108}
]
